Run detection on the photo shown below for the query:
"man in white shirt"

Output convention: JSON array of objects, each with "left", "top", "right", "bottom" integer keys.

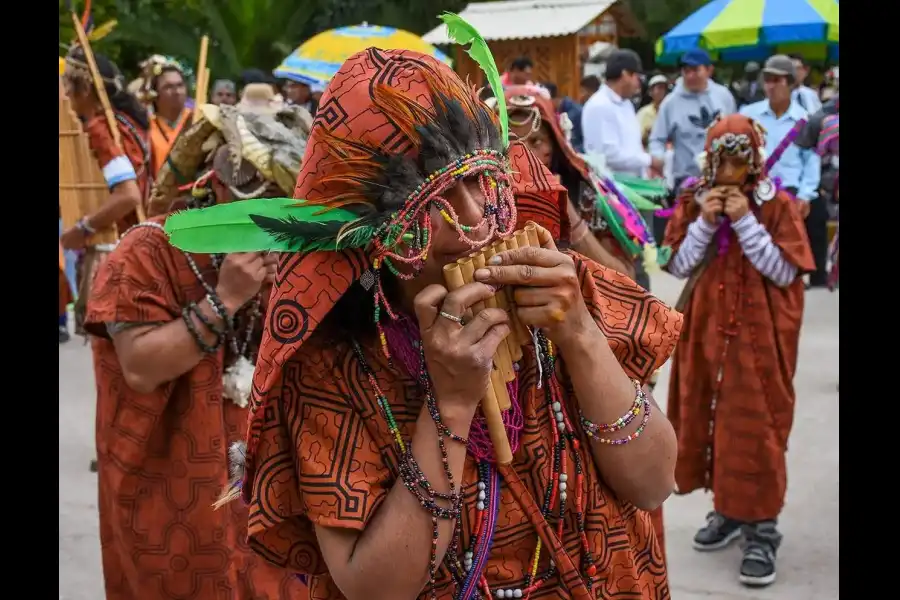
[
  {"left": 789, "top": 54, "right": 822, "bottom": 113},
  {"left": 582, "top": 49, "right": 664, "bottom": 177}
]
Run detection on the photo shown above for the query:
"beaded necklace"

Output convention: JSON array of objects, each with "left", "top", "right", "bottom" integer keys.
[
  {"left": 350, "top": 321, "right": 597, "bottom": 600},
  {"left": 183, "top": 252, "right": 262, "bottom": 359},
  {"left": 118, "top": 221, "right": 260, "bottom": 358}
]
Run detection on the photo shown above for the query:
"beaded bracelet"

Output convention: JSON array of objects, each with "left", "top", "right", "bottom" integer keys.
[
  {"left": 189, "top": 301, "right": 225, "bottom": 338},
  {"left": 76, "top": 217, "right": 97, "bottom": 236},
  {"left": 205, "top": 292, "right": 234, "bottom": 332},
  {"left": 181, "top": 304, "right": 223, "bottom": 354},
  {"left": 398, "top": 448, "right": 463, "bottom": 519},
  {"left": 580, "top": 380, "right": 644, "bottom": 434},
  {"left": 581, "top": 382, "right": 652, "bottom": 445}
]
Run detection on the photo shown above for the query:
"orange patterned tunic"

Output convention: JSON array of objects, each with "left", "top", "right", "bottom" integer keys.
[
  {"left": 84, "top": 221, "right": 308, "bottom": 600},
  {"left": 242, "top": 252, "right": 682, "bottom": 599},
  {"left": 662, "top": 189, "right": 814, "bottom": 522}
]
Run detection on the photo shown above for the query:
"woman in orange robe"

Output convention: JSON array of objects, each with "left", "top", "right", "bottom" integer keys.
[
  {"left": 502, "top": 85, "right": 636, "bottom": 278},
  {"left": 659, "top": 114, "right": 814, "bottom": 588},
  {"left": 83, "top": 141, "right": 308, "bottom": 597},
  {"left": 194, "top": 49, "right": 683, "bottom": 599}
]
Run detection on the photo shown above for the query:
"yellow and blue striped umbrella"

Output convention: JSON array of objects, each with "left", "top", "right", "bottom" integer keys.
[
  {"left": 275, "top": 23, "right": 452, "bottom": 86},
  {"left": 656, "top": 0, "right": 839, "bottom": 64}
]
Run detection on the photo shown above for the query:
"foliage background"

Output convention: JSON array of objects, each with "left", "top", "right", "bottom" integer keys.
[{"left": 59, "top": 0, "right": 709, "bottom": 81}]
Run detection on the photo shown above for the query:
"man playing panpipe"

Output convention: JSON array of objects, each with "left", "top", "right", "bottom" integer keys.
[
  {"left": 82, "top": 104, "right": 310, "bottom": 600},
  {"left": 61, "top": 47, "right": 151, "bottom": 335},
  {"left": 167, "top": 44, "right": 683, "bottom": 599},
  {"left": 658, "top": 114, "right": 814, "bottom": 588}
]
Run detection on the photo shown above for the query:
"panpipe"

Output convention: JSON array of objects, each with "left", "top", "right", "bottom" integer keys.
[
  {"left": 58, "top": 78, "right": 118, "bottom": 246},
  {"left": 442, "top": 223, "right": 540, "bottom": 465}
]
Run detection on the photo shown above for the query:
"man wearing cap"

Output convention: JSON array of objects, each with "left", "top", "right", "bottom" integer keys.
[
  {"left": 582, "top": 49, "right": 664, "bottom": 178},
  {"left": 789, "top": 54, "right": 822, "bottom": 114},
  {"left": 741, "top": 55, "right": 822, "bottom": 282},
  {"left": 648, "top": 49, "right": 736, "bottom": 191},
  {"left": 637, "top": 74, "right": 669, "bottom": 147},
  {"left": 732, "top": 61, "right": 766, "bottom": 108}
]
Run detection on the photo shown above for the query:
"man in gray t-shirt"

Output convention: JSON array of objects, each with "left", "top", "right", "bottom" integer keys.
[{"left": 648, "top": 49, "right": 736, "bottom": 188}]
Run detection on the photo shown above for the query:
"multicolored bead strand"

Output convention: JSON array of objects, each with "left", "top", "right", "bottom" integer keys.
[{"left": 368, "top": 150, "right": 517, "bottom": 361}]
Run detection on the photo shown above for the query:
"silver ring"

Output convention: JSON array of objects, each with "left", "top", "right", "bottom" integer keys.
[{"left": 439, "top": 310, "right": 465, "bottom": 325}]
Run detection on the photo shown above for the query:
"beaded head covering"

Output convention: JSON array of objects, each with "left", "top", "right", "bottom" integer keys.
[
  {"left": 62, "top": 46, "right": 126, "bottom": 95},
  {"left": 697, "top": 114, "right": 773, "bottom": 202},
  {"left": 504, "top": 84, "right": 590, "bottom": 182},
  {"left": 134, "top": 54, "right": 193, "bottom": 104},
  {"left": 165, "top": 27, "right": 571, "bottom": 489}
]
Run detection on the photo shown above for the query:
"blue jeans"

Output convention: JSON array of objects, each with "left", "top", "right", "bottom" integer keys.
[{"left": 59, "top": 218, "right": 77, "bottom": 297}]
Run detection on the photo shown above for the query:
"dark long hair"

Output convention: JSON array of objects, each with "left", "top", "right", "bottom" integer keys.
[{"left": 67, "top": 47, "right": 150, "bottom": 130}]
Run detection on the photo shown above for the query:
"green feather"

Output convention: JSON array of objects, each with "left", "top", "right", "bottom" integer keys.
[
  {"left": 439, "top": 12, "right": 508, "bottom": 147},
  {"left": 164, "top": 198, "right": 361, "bottom": 254},
  {"left": 612, "top": 173, "right": 668, "bottom": 200},
  {"left": 613, "top": 180, "right": 660, "bottom": 211}
]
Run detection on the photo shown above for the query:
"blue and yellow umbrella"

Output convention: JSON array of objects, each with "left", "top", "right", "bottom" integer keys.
[
  {"left": 656, "top": 0, "right": 839, "bottom": 64},
  {"left": 274, "top": 23, "right": 452, "bottom": 86}
]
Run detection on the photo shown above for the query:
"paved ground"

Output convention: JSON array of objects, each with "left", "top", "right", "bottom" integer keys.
[{"left": 58, "top": 270, "right": 839, "bottom": 599}]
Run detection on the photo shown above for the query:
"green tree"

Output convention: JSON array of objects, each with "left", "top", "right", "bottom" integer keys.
[
  {"left": 109, "top": 0, "right": 320, "bottom": 80},
  {"left": 623, "top": 0, "right": 712, "bottom": 67}
]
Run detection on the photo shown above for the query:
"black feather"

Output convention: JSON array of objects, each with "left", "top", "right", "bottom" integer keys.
[{"left": 249, "top": 214, "right": 350, "bottom": 251}]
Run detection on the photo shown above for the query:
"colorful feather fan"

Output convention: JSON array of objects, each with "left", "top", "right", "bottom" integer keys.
[{"left": 580, "top": 153, "right": 661, "bottom": 254}]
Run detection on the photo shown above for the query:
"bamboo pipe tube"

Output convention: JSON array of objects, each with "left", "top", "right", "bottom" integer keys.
[
  {"left": 525, "top": 222, "right": 540, "bottom": 248},
  {"left": 502, "top": 234, "right": 534, "bottom": 350},
  {"left": 442, "top": 262, "right": 514, "bottom": 464},
  {"left": 456, "top": 254, "right": 512, "bottom": 382},
  {"left": 488, "top": 239, "right": 524, "bottom": 364},
  {"left": 475, "top": 247, "right": 517, "bottom": 397}
]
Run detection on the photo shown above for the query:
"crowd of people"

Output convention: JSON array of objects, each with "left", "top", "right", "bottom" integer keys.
[{"left": 58, "top": 24, "right": 838, "bottom": 600}]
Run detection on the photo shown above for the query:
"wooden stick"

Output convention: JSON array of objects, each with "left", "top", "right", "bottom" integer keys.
[
  {"left": 442, "top": 262, "right": 513, "bottom": 465},
  {"left": 192, "top": 36, "right": 210, "bottom": 124},
  {"left": 71, "top": 13, "right": 146, "bottom": 223}
]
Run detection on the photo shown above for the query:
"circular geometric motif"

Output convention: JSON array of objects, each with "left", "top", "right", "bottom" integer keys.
[{"left": 269, "top": 298, "right": 310, "bottom": 344}]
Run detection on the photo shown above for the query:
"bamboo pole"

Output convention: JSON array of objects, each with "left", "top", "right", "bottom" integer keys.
[
  {"left": 192, "top": 36, "right": 210, "bottom": 124},
  {"left": 70, "top": 13, "right": 146, "bottom": 223}
]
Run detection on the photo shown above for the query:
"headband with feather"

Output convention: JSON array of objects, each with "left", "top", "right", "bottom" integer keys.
[{"left": 165, "top": 13, "right": 508, "bottom": 257}]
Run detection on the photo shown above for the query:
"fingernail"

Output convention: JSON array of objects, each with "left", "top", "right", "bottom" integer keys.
[
  {"left": 483, "top": 284, "right": 497, "bottom": 294},
  {"left": 487, "top": 255, "right": 502, "bottom": 265},
  {"left": 474, "top": 268, "right": 490, "bottom": 280}
]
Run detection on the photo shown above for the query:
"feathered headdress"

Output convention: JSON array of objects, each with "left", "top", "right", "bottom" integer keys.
[{"left": 165, "top": 13, "right": 510, "bottom": 257}]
